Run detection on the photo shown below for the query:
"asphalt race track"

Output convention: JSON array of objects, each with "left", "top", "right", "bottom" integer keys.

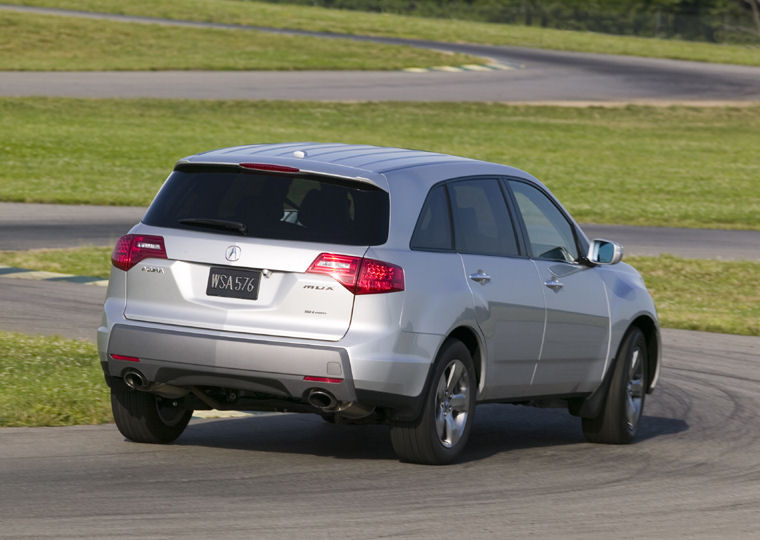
[
  {"left": 3, "top": 202, "right": 759, "bottom": 258},
  {"left": 0, "top": 277, "right": 104, "bottom": 341},
  {"left": 5, "top": 60, "right": 760, "bottom": 102},
  {"left": 1, "top": 6, "right": 759, "bottom": 538},
  {"left": 2, "top": 5, "right": 760, "bottom": 102},
  {"left": 1, "top": 328, "right": 759, "bottom": 539}
]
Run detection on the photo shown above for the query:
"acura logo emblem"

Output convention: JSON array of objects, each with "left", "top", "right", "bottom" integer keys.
[{"left": 225, "top": 245, "right": 241, "bottom": 262}]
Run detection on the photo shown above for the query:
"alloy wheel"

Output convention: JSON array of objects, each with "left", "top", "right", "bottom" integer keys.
[{"left": 434, "top": 359, "right": 471, "bottom": 448}]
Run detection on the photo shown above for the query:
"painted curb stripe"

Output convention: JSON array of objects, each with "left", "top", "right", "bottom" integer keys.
[
  {"left": 403, "top": 62, "right": 519, "bottom": 73},
  {"left": 461, "top": 64, "right": 493, "bottom": 71},
  {"left": 433, "top": 65, "right": 466, "bottom": 72}
]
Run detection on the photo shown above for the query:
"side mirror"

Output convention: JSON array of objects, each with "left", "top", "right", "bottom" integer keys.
[{"left": 588, "top": 239, "right": 623, "bottom": 265}]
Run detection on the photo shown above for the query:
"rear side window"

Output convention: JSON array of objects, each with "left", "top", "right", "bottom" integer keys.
[
  {"left": 410, "top": 184, "right": 453, "bottom": 251},
  {"left": 448, "top": 179, "right": 519, "bottom": 257},
  {"left": 143, "top": 166, "right": 389, "bottom": 245}
]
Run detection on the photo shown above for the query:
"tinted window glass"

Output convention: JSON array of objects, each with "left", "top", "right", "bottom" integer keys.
[
  {"left": 508, "top": 180, "right": 578, "bottom": 262},
  {"left": 143, "top": 166, "right": 389, "bottom": 245},
  {"left": 410, "top": 185, "right": 452, "bottom": 251},
  {"left": 448, "top": 179, "right": 519, "bottom": 257}
]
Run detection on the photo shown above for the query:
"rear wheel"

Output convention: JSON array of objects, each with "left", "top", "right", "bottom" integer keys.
[
  {"left": 390, "top": 339, "right": 476, "bottom": 465},
  {"left": 111, "top": 378, "right": 192, "bottom": 444},
  {"left": 582, "top": 327, "right": 647, "bottom": 444}
]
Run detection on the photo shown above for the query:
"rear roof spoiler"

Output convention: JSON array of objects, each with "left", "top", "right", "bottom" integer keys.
[{"left": 174, "top": 160, "right": 383, "bottom": 190}]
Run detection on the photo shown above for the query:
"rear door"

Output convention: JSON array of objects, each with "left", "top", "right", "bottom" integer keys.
[
  {"left": 506, "top": 179, "right": 610, "bottom": 394},
  {"left": 123, "top": 166, "right": 389, "bottom": 342},
  {"left": 448, "top": 178, "right": 546, "bottom": 399}
]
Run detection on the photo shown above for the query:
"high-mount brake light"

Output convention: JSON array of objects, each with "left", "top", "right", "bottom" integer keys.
[
  {"left": 239, "top": 163, "right": 300, "bottom": 173},
  {"left": 111, "top": 234, "right": 167, "bottom": 271},
  {"left": 307, "top": 253, "right": 404, "bottom": 295}
]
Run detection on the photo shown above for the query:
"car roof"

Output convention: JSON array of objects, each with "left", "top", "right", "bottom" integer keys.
[{"left": 177, "top": 143, "right": 531, "bottom": 190}]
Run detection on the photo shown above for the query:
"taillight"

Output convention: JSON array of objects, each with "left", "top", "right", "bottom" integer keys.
[
  {"left": 356, "top": 258, "right": 405, "bottom": 294},
  {"left": 307, "top": 253, "right": 361, "bottom": 290},
  {"left": 307, "top": 253, "right": 404, "bottom": 295},
  {"left": 111, "top": 234, "right": 167, "bottom": 271}
]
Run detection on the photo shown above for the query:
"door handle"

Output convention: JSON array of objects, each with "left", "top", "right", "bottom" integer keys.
[
  {"left": 544, "top": 279, "right": 564, "bottom": 291},
  {"left": 469, "top": 270, "right": 491, "bottom": 285}
]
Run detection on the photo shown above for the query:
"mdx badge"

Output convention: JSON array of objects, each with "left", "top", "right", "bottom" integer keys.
[{"left": 225, "top": 245, "right": 241, "bottom": 262}]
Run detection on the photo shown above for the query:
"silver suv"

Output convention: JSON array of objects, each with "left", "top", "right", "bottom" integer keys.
[{"left": 98, "top": 143, "right": 660, "bottom": 465}]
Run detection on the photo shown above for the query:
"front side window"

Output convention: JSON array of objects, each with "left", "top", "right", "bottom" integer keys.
[
  {"left": 508, "top": 180, "right": 578, "bottom": 262},
  {"left": 448, "top": 179, "right": 519, "bottom": 257}
]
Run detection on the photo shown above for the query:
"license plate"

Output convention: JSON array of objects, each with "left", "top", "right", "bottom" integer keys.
[{"left": 206, "top": 267, "right": 261, "bottom": 300}]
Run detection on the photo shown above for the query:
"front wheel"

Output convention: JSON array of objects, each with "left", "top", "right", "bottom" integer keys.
[
  {"left": 582, "top": 327, "right": 648, "bottom": 444},
  {"left": 111, "top": 378, "right": 192, "bottom": 444},
  {"left": 390, "top": 339, "right": 476, "bottom": 465}
]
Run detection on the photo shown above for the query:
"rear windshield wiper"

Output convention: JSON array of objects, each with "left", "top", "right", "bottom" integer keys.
[{"left": 178, "top": 218, "right": 247, "bottom": 236}]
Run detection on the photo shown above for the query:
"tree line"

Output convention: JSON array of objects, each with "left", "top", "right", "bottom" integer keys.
[{"left": 260, "top": 0, "right": 760, "bottom": 43}]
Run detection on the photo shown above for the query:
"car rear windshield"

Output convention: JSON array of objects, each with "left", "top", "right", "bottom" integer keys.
[{"left": 143, "top": 166, "right": 390, "bottom": 246}]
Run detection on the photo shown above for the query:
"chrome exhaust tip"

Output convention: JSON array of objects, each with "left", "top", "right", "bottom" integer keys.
[
  {"left": 123, "top": 369, "right": 148, "bottom": 391},
  {"left": 307, "top": 389, "right": 338, "bottom": 410}
]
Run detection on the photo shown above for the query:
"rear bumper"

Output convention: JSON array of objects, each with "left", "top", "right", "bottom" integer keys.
[
  {"left": 100, "top": 323, "right": 432, "bottom": 420},
  {"left": 103, "top": 323, "right": 356, "bottom": 403}
]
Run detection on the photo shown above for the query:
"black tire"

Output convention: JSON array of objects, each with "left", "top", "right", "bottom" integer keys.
[
  {"left": 582, "top": 327, "right": 648, "bottom": 444},
  {"left": 390, "top": 339, "right": 476, "bottom": 465},
  {"left": 111, "top": 378, "right": 192, "bottom": 444}
]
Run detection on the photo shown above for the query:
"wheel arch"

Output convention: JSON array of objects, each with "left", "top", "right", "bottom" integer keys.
[
  {"left": 630, "top": 315, "right": 661, "bottom": 393},
  {"left": 446, "top": 325, "right": 483, "bottom": 391},
  {"left": 573, "top": 317, "right": 659, "bottom": 419}
]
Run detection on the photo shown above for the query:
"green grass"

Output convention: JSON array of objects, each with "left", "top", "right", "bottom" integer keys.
[
  {"left": 628, "top": 256, "right": 760, "bottom": 337},
  {"left": 2, "top": 246, "right": 757, "bottom": 337},
  {"left": 0, "top": 246, "right": 112, "bottom": 278},
  {"left": 0, "top": 10, "right": 477, "bottom": 70},
  {"left": 1, "top": 98, "right": 758, "bottom": 230},
  {"left": 0, "top": 331, "right": 110, "bottom": 427},
  {"left": 5, "top": 0, "right": 760, "bottom": 66}
]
